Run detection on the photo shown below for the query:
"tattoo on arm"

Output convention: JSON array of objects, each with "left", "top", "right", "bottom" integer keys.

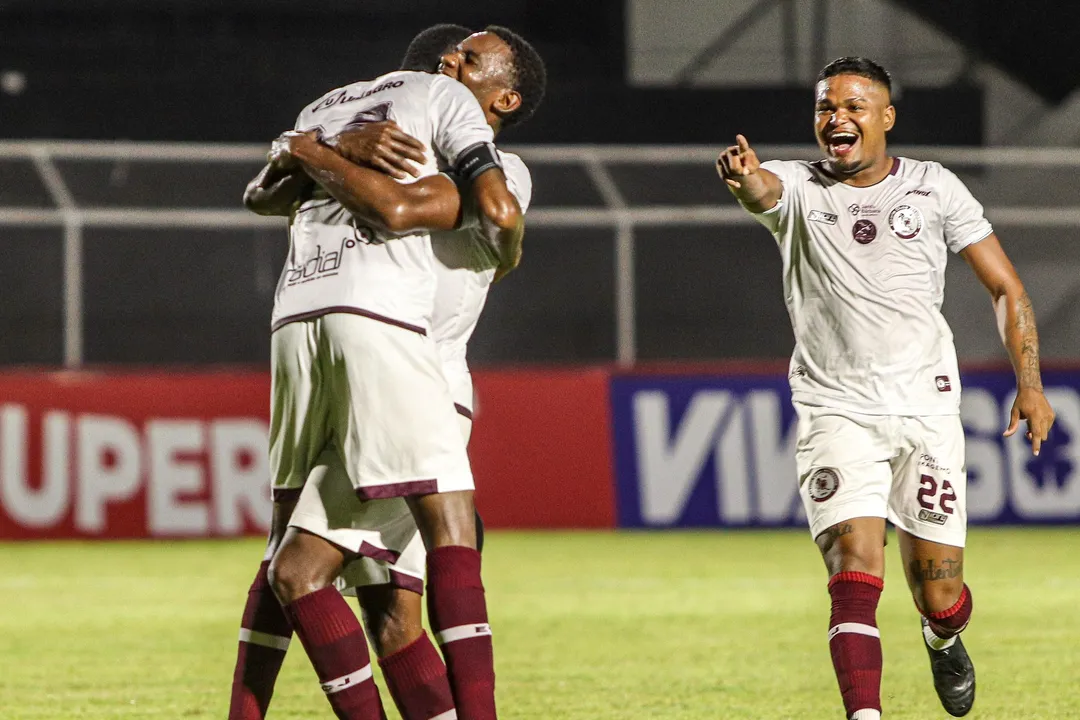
[
  {"left": 825, "top": 523, "right": 854, "bottom": 541},
  {"left": 1014, "top": 292, "right": 1043, "bottom": 390},
  {"left": 909, "top": 557, "right": 963, "bottom": 583}
]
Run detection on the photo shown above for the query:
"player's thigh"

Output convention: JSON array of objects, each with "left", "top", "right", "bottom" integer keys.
[
  {"left": 289, "top": 446, "right": 420, "bottom": 561},
  {"left": 895, "top": 527, "right": 965, "bottom": 613},
  {"left": 887, "top": 414, "right": 967, "bottom": 549},
  {"left": 795, "top": 403, "right": 894, "bottom": 544},
  {"left": 269, "top": 321, "right": 329, "bottom": 495},
  {"left": 322, "top": 314, "right": 473, "bottom": 498}
]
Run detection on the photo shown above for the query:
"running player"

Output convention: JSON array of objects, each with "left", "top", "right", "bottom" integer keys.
[
  {"left": 231, "top": 23, "right": 544, "bottom": 720},
  {"left": 717, "top": 57, "right": 1054, "bottom": 720}
]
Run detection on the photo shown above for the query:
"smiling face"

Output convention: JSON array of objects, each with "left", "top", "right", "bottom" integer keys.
[
  {"left": 814, "top": 73, "right": 895, "bottom": 179},
  {"left": 439, "top": 31, "right": 522, "bottom": 130}
]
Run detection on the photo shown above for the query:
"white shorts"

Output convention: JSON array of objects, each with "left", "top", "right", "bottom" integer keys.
[
  {"left": 269, "top": 313, "right": 473, "bottom": 502},
  {"left": 288, "top": 412, "right": 472, "bottom": 597},
  {"left": 795, "top": 402, "right": 968, "bottom": 547},
  {"left": 290, "top": 448, "right": 424, "bottom": 591}
]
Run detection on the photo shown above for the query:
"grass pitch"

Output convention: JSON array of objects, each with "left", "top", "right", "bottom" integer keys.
[{"left": 2, "top": 528, "right": 1079, "bottom": 719}]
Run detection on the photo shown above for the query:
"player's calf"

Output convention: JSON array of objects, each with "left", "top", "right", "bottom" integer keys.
[{"left": 273, "top": 529, "right": 387, "bottom": 719}]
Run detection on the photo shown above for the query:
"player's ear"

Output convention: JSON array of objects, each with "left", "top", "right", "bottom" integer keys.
[
  {"left": 883, "top": 104, "right": 896, "bottom": 132},
  {"left": 493, "top": 89, "right": 522, "bottom": 118}
]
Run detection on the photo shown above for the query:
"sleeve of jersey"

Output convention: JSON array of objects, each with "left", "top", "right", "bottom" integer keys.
[
  {"left": 428, "top": 75, "right": 495, "bottom": 167},
  {"left": 740, "top": 159, "right": 793, "bottom": 234},
  {"left": 450, "top": 152, "right": 532, "bottom": 231},
  {"left": 941, "top": 166, "right": 993, "bottom": 253}
]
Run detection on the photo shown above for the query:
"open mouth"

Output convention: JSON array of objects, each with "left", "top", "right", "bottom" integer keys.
[{"left": 827, "top": 131, "right": 859, "bottom": 157}]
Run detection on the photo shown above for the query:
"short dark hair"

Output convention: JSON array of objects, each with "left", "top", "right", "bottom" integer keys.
[
  {"left": 817, "top": 56, "right": 892, "bottom": 97},
  {"left": 484, "top": 25, "right": 547, "bottom": 129},
  {"left": 400, "top": 23, "right": 472, "bottom": 72}
]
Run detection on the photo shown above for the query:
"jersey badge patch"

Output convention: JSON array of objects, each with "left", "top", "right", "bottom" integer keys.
[
  {"left": 807, "top": 468, "right": 840, "bottom": 502},
  {"left": 808, "top": 210, "right": 838, "bottom": 225},
  {"left": 935, "top": 375, "right": 952, "bottom": 392},
  {"left": 852, "top": 219, "right": 877, "bottom": 244},
  {"left": 889, "top": 204, "right": 924, "bottom": 240}
]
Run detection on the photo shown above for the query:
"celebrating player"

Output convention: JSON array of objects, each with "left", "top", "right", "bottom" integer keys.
[
  {"left": 228, "top": 25, "right": 544, "bottom": 720},
  {"left": 718, "top": 57, "right": 1054, "bottom": 720}
]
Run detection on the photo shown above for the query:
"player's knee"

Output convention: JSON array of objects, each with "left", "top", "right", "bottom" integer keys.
[
  {"left": 267, "top": 553, "right": 331, "bottom": 605},
  {"left": 912, "top": 577, "right": 964, "bottom": 615}
]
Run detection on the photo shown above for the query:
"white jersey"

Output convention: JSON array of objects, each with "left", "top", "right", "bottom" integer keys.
[
  {"left": 749, "top": 157, "right": 993, "bottom": 415},
  {"left": 430, "top": 152, "right": 532, "bottom": 413},
  {"left": 271, "top": 71, "right": 494, "bottom": 333}
]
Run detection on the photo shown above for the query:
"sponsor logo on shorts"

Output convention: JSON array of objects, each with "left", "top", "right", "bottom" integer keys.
[
  {"left": 852, "top": 219, "right": 877, "bottom": 245},
  {"left": 918, "top": 508, "right": 949, "bottom": 525},
  {"left": 888, "top": 204, "right": 924, "bottom": 239},
  {"left": 807, "top": 468, "right": 840, "bottom": 502},
  {"left": 808, "top": 210, "right": 838, "bottom": 225},
  {"left": 935, "top": 375, "right": 952, "bottom": 392}
]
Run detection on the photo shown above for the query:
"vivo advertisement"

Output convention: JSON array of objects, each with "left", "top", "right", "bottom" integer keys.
[{"left": 612, "top": 371, "right": 1080, "bottom": 528}]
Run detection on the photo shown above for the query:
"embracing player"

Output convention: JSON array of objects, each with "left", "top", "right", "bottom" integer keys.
[
  {"left": 228, "top": 25, "right": 544, "bottom": 720},
  {"left": 718, "top": 57, "right": 1054, "bottom": 719}
]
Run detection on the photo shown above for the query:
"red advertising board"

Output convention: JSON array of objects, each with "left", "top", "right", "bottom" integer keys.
[{"left": 0, "top": 368, "right": 615, "bottom": 539}]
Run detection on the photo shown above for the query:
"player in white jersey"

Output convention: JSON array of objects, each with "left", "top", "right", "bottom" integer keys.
[
  {"left": 228, "top": 26, "right": 545, "bottom": 720},
  {"left": 718, "top": 57, "right": 1054, "bottom": 720}
]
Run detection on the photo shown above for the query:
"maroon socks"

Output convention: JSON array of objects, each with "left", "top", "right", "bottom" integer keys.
[
  {"left": 380, "top": 632, "right": 457, "bottom": 720},
  {"left": 828, "top": 571, "right": 884, "bottom": 720},
  {"left": 229, "top": 560, "right": 292, "bottom": 720},
  {"left": 284, "top": 587, "right": 387, "bottom": 720},
  {"left": 427, "top": 546, "right": 497, "bottom": 720}
]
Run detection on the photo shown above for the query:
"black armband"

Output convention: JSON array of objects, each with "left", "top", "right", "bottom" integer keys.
[{"left": 454, "top": 142, "right": 502, "bottom": 182}]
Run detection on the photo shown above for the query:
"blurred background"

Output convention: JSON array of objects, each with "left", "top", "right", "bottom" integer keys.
[{"left": 1, "top": 0, "right": 1078, "bottom": 536}]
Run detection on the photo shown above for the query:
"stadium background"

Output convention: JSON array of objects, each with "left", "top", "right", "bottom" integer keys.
[{"left": 2, "top": 2, "right": 1080, "bottom": 718}]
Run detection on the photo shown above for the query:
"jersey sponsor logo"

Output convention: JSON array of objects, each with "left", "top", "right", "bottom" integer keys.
[
  {"left": 849, "top": 203, "right": 882, "bottom": 217},
  {"left": 906, "top": 188, "right": 932, "bottom": 197},
  {"left": 312, "top": 80, "right": 406, "bottom": 113},
  {"left": 284, "top": 236, "right": 360, "bottom": 286},
  {"left": 807, "top": 468, "right": 840, "bottom": 502},
  {"left": 852, "top": 219, "right": 877, "bottom": 244},
  {"left": 935, "top": 375, "right": 952, "bottom": 392},
  {"left": 889, "top": 204, "right": 924, "bottom": 239},
  {"left": 807, "top": 210, "right": 838, "bottom": 225},
  {"left": 918, "top": 508, "right": 949, "bottom": 525}
]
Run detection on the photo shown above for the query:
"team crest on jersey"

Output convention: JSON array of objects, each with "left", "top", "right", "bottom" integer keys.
[
  {"left": 807, "top": 468, "right": 840, "bottom": 502},
  {"left": 889, "top": 204, "right": 924, "bottom": 239},
  {"left": 852, "top": 219, "right": 877, "bottom": 244}
]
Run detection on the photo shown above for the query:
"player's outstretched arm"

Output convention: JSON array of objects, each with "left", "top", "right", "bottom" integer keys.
[
  {"left": 960, "top": 233, "right": 1056, "bottom": 454},
  {"left": 242, "top": 136, "right": 315, "bottom": 216},
  {"left": 716, "top": 134, "right": 782, "bottom": 213},
  {"left": 282, "top": 131, "right": 462, "bottom": 234}
]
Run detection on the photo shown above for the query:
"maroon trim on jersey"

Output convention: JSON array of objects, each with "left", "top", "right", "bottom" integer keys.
[
  {"left": 889, "top": 157, "right": 901, "bottom": 175},
  {"left": 357, "top": 541, "right": 402, "bottom": 564},
  {"left": 355, "top": 478, "right": 440, "bottom": 500},
  {"left": 272, "top": 487, "right": 302, "bottom": 503},
  {"left": 272, "top": 307, "right": 427, "bottom": 335},
  {"left": 454, "top": 403, "right": 474, "bottom": 420}
]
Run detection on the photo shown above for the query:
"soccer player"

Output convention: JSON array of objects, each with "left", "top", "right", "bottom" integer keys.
[
  {"left": 326, "top": 32, "right": 535, "bottom": 718},
  {"left": 228, "top": 26, "right": 543, "bottom": 720},
  {"left": 717, "top": 57, "right": 1054, "bottom": 720}
]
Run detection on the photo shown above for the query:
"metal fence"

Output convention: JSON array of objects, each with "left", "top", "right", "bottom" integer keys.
[{"left": 2, "top": 141, "right": 1080, "bottom": 368}]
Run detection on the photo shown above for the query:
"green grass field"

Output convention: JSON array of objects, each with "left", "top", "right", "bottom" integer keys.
[{"left": 3, "top": 528, "right": 1079, "bottom": 719}]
